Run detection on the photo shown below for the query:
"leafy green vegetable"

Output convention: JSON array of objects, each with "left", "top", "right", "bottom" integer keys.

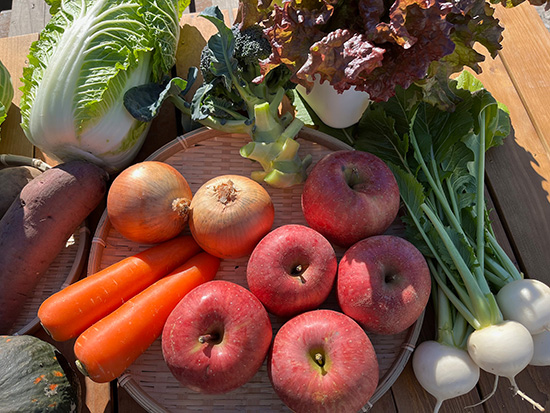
[
  {"left": 351, "top": 71, "right": 519, "bottom": 329},
  {"left": 20, "top": 0, "right": 189, "bottom": 174},
  {"left": 238, "top": 0, "right": 543, "bottom": 110},
  {"left": 0, "top": 60, "right": 13, "bottom": 130},
  {"left": 124, "top": 6, "right": 312, "bottom": 188}
]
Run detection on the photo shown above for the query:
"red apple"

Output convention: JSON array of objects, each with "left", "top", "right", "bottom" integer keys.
[
  {"left": 268, "top": 309, "right": 379, "bottom": 413},
  {"left": 246, "top": 224, "right": 337, "bottom": 317},
  {"left": 337, "top": 235, "right": 431, "bottom": 335},
  {"left": 161, "top": 280, "right": 272, "bottom": 394},
  {"left": 301, "top": 150, "right": 400, "bottom": 247}
]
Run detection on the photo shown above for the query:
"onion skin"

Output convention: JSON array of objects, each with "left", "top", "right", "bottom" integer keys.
[
  {"left": 107, "top": 161, "right": 192, "bottom": 244},
  {"left": 189, "top": 175, "right": 275, "bottom": 259}
]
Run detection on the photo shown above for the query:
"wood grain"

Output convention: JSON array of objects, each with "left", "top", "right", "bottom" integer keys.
[
  {"left": 1, "top": 1, "right": 549, "bottom": 413},
  {"left": 496, "top": 3, "right": 550, "bottom": 155},
  {"left": 0, "top": 10, "right": 10, "bottom": 37},
  {"left": 474, "top": 4, "right": 550, "bottom": 283},
  {"left": 8, "top": 0, "right": 50, "bottom": 37},
  {"left": 0, "top": 33, "right": 37, "bottom": 157}
]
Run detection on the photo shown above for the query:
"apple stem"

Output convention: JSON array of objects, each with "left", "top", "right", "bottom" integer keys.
[
  {"left": 344, "top": 166, "right": 361, "bottom": 188},
  {"left": 314, "top": 352, "right": 328, "bottom": 375},
  {"left": 315, "top": 352, "right": 325, "bottom": 367},
  {"left": 291, "top": 264, "right": 306, "bottom": 284},
  {"left": 198, "top": 333, "right": 219, "bottom": 344}
]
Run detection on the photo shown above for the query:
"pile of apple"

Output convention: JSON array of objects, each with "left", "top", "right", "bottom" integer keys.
[{"left": 161, "top": 150, "right": 431, "bottom": 413}]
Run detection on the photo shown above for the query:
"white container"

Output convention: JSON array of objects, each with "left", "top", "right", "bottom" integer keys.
[{"left": 297, "top": 77, "right": 371, "bottom": 129}]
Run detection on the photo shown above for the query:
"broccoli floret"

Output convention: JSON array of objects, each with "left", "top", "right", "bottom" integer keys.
[
  {"left": 124, "top": 6, "right": 311, "bottom": 188},
  {"left": 199, "top": 47, "right": 216, "bottom": 83},
  {"left": 233, "top": 24, "right": 272, "bottom": 67}
]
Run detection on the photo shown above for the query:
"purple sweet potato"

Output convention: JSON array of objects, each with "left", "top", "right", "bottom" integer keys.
[
  {"left": 0, "top": 166, "right": 43, "bottom": 218},
  {"left": 0, "top": 160, "right": 109, "bottom": 333}
]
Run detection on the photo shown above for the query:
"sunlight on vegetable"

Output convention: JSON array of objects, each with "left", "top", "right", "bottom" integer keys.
[
  {"left": 237, "top": 0, "right": 508, "bottom": 111},
  {"left": 188, "top": 174, "right": 275, "bottom": 259},
  {"left": 496, "top": 278, "right": 550, "bottom": 335},
  {"left": 352, "top": 71, "right": 545, "bottom": 411},
  {"left": 124, "top": 6, "right": 312, "bottom": 188},
  {"left": 107, "top": 161, "right": 193, "bottom": 244},
  {"left": 20, "top": 0, "right": 189, "bottom": 173}
]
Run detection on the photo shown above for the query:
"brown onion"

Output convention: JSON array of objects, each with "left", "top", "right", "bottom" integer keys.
[
  {"left": 107, "top": 161, "right": 192, "bottom": 244},
  {"left": 189, "top": 174, "right": 275, "bottom": 259}
]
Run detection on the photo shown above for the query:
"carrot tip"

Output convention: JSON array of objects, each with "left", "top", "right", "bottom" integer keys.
[
  {"left": 40, "top": 322, "right": 53, "bottom": 338},
  {"left": 75, "top": 360, "right": 88, "bottom": 377}
]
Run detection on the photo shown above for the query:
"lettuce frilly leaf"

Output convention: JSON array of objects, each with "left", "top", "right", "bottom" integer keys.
[
  {"left": 238, "top": 0, "right": 530, "bottom": 109},
  {"left": 250, "top": 0, "right": 455, "bottom": 103},
  {"left": 20, "top": 0, "right": 188, "bottom": 173}
]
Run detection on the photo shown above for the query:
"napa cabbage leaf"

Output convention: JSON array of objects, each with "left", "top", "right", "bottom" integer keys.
[
  {"left": 20, "top": 0, "right": 189, "bottom": 173},
  {"left": 0, "top": 60, "right": 13, "bottom": 130}
]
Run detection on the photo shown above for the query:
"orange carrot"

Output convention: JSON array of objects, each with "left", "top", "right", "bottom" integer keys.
[
  {"left": 38, "top": 235, "right": 202, "bottom": 342},
  {"left": 74, "top": 252, "right": 221, "bottom": 383}
]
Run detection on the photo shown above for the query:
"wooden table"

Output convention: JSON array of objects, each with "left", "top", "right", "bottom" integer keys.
[{"left": 1, "top": 1, "right": 549, "bottom": 412}]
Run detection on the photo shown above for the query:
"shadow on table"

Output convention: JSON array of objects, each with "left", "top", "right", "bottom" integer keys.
[{"left": 486, "top": 126, "right": 550, "bottom": 279}]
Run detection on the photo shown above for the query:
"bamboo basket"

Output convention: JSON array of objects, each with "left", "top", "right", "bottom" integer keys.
[
  {"left": 87, "top": 127, "right": 424, "bottom": 413},
  {"left": 0, "top": 154, "right": 90, "bottom": 335}
]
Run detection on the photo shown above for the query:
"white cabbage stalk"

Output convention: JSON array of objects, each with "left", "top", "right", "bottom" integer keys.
[
  {"left": 20, "top": 0, "right": 187, "bottom": 173},
  {"left": 0, "top": 59, "right": 13, "bottom": 128}
]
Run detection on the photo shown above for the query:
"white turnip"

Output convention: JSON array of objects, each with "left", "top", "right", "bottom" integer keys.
[
  {"left": 412, "top": 340, "right": 480, "bottom": 413},
  {"left": 531, "top": 330, "right": 550, "bottom": 367},
  {"left": 467, "top": 320, "right": 544, "bottom": 411},
  {"left": 496, "top": 278, "right": 550, "bottom": 335},
  {"left": 467, "top": 320, "right": 532, "bottom": 383}
]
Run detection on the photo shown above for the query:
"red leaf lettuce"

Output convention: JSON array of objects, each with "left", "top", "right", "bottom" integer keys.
[{"left": 235, "top": 0, "right": 514, "bottom": 107}]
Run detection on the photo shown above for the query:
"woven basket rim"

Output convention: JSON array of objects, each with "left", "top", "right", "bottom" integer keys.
[
  {"left": 1, "top": 154, "right": 91, "bottom": 335},
  {"left": 87, "top": 127, "right": 424, "bottom": 413}
]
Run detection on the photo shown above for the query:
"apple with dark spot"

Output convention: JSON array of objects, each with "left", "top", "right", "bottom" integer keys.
[
  {"left": 268, "top": 309, "right": 379, "bottom": 413},
  {"left": 161, "top": 280, "right": 272, "bottom": 394},
  {"left": 246, "top": 224, "right": 337, "bottom": 317},
  {"left": 337, "top": 235, "right": 431, "bottom": 335},
  {"left": 301, "top": 150, "right": 400, "bottom": 248}
]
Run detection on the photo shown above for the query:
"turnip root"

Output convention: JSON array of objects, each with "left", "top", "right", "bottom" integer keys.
[
  {"left": 531, "top": 330, "right": 550, "bottom": 367},
  {"left": 496, "top": 278, "right": 550, "bottom": 335},
  {"left": 412, "top": 340, "right": 480, "bottom": 413},
  {"left": 467, "top": 320, "right": 544, "bottom": 411}
]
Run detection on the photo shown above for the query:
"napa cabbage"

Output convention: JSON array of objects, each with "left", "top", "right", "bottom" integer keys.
[
  {"left": 20, "top": 0, "right": 189, "bottom": 173},
  {"left": 0, "top": 60, "right": 13, "bottom": 130}
]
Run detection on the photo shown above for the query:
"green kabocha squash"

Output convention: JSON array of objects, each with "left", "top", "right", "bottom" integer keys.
[{"left": 0, "top": 335, "right": 81, "bottom": 412}]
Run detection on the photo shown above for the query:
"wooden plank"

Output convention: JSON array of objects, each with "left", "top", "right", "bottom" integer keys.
[
  {"left": 8, "top": 0, "right": 50, "bottom": 37},
  {"left": 369, "top": 390, "right": 398, "bottom": 413},
  {"left": 496, "top": 3, "right": 550, "bottom": 155},
  {"left": 472, "top": 13, "right": 550, "bottom": 283},
  {"left": 177, "top": 9, "right": 235, "bottom": 104},
  {"left": 194, "top": 0, "right": 239, "bottom": 22},
  {"left": 0, "top": 10, "right": 11, "bottom": 38},
  {"left": 0, "top": 33, "right": 37, "bottom": 157}
]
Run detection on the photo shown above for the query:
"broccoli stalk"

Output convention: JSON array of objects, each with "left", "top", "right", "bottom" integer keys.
[
  {"left": 124, "top": 6, "right": 311, "bottom": 188},
  {"left": 195, "top": 8, "right": 311, "bottom": 187}
]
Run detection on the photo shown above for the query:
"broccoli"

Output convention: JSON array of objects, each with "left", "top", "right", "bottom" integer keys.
[
  {"left": 233, "top": 24, "right": 271, "bottom": 68},
  {"left": 124, "top": 6, "right": 311, "bottom": 188},
  {"left": 199, "top": 47, "right": 216, "bottom": 84}
]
